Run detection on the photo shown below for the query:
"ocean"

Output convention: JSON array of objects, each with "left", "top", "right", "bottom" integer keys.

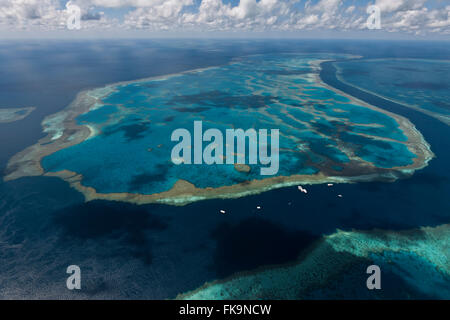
[{"left": 0, "top": 39, "right": 449, "bottom": 299}]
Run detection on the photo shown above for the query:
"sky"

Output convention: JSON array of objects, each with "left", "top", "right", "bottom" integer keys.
[{"left": 0, "top": 0, "right": 449, "bottom": 39}]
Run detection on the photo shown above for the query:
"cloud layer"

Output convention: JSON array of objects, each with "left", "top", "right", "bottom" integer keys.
[{"left": 0, "top": 0, "right": 449, "bottom": 35}]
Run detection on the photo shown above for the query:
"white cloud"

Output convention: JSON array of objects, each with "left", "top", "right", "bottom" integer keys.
[
  {"left": 73, "top": 0, "right": 186, "bottom": 8},
  {"left": 373, "top": 1, "right": 450, "bottom": 35},
  {"left": 0, "top": 0, "right": 448, "bottom": 36},
  {"left": 0, "top": 0, "right": 64, "bottom": 29},
  {"left": 124, "top": 0, "right": 193, "bottom": 30},
  {"left": 374, "top": 0, "right": 426, "bottom": 14},
  {"left": 345, "top": 5, "right": 355, "bottom": 14},
  {"left": 427, "top": 6, "right": 450, "bottom": 29},
  {"left": 0, "top": 0, "right": 114, "bottom": 30},
  {"left": 177, "top": 0, "right": 294, "bottom": 31}
]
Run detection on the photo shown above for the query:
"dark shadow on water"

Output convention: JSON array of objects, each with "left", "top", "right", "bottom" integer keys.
[
  {"left": 209, "top": 217, "right": 318, "bottom": 278},
  {"left": 53, "top": 200, "right": 168, "bottom": 264},
  {"left": 169, "top": 90, "right": 278, "bottom": 110},
  {"left": 164, "top": 115, "right": 176, "bottom": 122},
  {"left": 129, "top": 164, "right": 169, "bottom": 192},
  {"left": 103, "top": 122, "right": 151, "bottom": 142}
]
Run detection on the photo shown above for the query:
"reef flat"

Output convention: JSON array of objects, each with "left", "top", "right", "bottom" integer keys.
[
  {"left": 0, "top": 107, "right": 35, "bottom": 124},
  {"left": 4, "top": 54, "right": 433, "bottom": 205},
  {"left": 177, "top": 224, "right": 450, "bottom": 299}
]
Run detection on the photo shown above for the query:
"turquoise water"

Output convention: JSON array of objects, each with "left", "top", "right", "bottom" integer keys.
[
  {"left": 335, "top": 59, "right": 450, "bottom": 123},
  {"left": 42, "top": 54, "right": 416, "bottom": 195}
]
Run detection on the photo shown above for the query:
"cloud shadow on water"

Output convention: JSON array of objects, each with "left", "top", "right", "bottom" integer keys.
[
  {"left": 209, "top": 217, "right": 318, "bottom": 278},
  {"left": 53, "top": 200, "right": 168, "bottom": 265}
]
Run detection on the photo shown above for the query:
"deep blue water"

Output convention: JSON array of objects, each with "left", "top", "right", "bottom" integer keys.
[
  {"left": 0, "top": 40, "right": 449, "bottom": 299},
  {"left": 334, "top": 59, "right": 450, "bottom": 119}
]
